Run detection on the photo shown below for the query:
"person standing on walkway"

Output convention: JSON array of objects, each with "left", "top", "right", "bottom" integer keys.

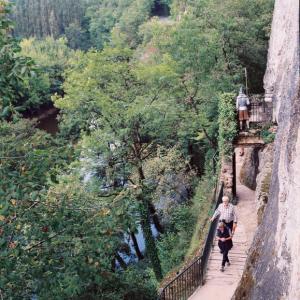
[
  {"left": 210, "top": 196, "right": 237, "bottom": 234},
  {"left": 216, "top": 221, "right": 233, "bottom": 272},
  {"left": 236, "top": 87, "right": 250, "bottom": 131}
]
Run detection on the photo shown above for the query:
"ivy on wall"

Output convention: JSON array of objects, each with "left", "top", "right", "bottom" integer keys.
[{"left": 218, "top": 93, "right": 238, "bottom": 159}]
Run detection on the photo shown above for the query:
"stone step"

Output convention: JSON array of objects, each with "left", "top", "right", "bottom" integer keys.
[
  {"left": 206, "top": 276, "right": 241, "bottom": 281},
  {"left": 207, "top": 269, "right": 244, "bottom": 274},
  {"left": 208, "top": 260, "right": 245, "bottom": 264},
  {"left": 209, "top": 254, "right": 247, "bottom": 258},
  {"left": 208, "top": 266, "right": 244, "bottom": 270},
  {"left": 211, "top": 250, "right": 247, "bottom": 254},
  {"left": 207, "top": 263, "right": 245, "bottom": 268},
  {"left": 208, "top": 264, "right": 244, "bottom": 267},
  {"left": 208, "top": 263, "right": 245, "bottom": 267}
]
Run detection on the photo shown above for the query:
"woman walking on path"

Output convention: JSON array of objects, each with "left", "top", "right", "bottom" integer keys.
[{"left": 216, "top": 221, "right": 233, "bottom": 272}]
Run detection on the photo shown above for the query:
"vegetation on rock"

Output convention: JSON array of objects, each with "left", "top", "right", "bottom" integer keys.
[{"left": 218, "top": 93, "right": 238, "bottom": 158}]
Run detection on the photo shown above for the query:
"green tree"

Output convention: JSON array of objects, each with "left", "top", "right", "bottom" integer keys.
[
  {"left": 86, "top": 0, "right": 155, "bottom": 50},
  {"left": 86, "top": 0, "right": 133, "bottom": 49},
  {"left": 114, "top": 0, "right": 155, "bottom": 48},
  {"left": 11, "top": 0, "right": 87, "bottom": 39},
  {"left": 20, "top": 37, "right": 76, "bottom": 105},
  {"left": 65, "top": 21, "right": 91, "bottom": 50},
  {"left": 55, "top": 47, "right": 187, "bottom": 279},
  {"left": 0, "top": 120, "right": 157, "bottom": 299},
  {"left": 0, "top": 119, "right": 76, "bottom": 298},
  {"left": 0, "top": 1, "right": 35, "bottom": 119},
  {"left": 178, "top": 0, "right": 274, "bottom": 92}
]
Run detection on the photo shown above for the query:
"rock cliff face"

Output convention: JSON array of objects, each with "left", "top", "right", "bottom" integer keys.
[
  {"left": 255, "top": 144, "right": 274, "bottom": 225},
  {"left": 233, "top": 0, "right": 300, "bottom": 299},
  {"left": 239, "top": 147, "right": 260, "bottom": 191}
]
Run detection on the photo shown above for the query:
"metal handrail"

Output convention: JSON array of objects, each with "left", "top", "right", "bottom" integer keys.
[
  {"left": 248, "top": 96, "right": 272, "bottom": 124},
  {"left": 248, "top": 102, "right": 272, "bottom": 123},
  {"left": 159, "top": 183, "right": 224, "bottom": 300}
]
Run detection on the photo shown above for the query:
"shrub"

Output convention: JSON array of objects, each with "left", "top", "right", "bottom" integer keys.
[{"left": 218, "top": 93, "right": 238, "bottom": 158}]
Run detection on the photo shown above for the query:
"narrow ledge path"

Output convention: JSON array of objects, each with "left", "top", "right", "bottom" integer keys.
[{"left": 189, "top": 148, "right": 257, "bottom": 300}]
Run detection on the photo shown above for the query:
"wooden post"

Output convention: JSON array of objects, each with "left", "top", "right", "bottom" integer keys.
[
  {"left": 244, "top": 68, "right": 248, "bottom": 95},
  {"left": 232, "top": 150, "right": 237, "bottom": 204}
]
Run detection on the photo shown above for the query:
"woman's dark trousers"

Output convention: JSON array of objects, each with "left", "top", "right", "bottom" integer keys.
[{"left": 222, "top": 250, "right": 230, "bottom": 266}]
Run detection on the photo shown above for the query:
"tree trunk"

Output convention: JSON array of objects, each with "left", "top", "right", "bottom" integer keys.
[
  {"left": 148, "top": 202, "right": 164, "bottom": 234},
  {"left": 111, "top": 258, "right": 116, "bottom": 272},
  {"left": 137, "top": 165, "right": 164, "bottom": 234},
  {"left": 136, "top": 162, "right": 162, "bottom": 279},
  {"left": 130, "top": 231, "right": 144, "bottom": 260},
  {"left": 139, "top": 197, "right": 163, "bottom": 280},
  {"left": 115, "top": 252, "right": 127, "bottom": 270}
]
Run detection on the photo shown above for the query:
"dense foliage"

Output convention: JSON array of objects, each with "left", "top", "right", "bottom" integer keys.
[
  {"left": 261, "top": 123, "right": 276, "bottom": 144},
  {"left": 0, "top": 120, "right": 76, "bottom": 298},
  {"left": 1, "top": 0, "right": 274, "bottom": 298},
  {"left": 11, "top": 0, "right": 170, "bottom": 50},
  {"left": 11, "top": 0, "right": 87, "bottom": 39},
  {"left": 218, "top": 93, "right": 238, "bottom": 158},
  {"left": 0, "top": 1, "right": 35, "bottom": 119},
  {"left": 0, "top": 3, "right": 75, "bottom": 118},
  {"left": 20, "top": 37, "right": 76, "bottom": 111}
]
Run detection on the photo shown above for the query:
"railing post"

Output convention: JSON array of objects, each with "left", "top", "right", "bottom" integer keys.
[{"left": 200, "top": 258, "right": 204, "bottom": 286}]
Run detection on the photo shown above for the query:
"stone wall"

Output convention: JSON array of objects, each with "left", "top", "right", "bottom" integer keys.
[
  {"left": 233, "top": 0, "right": 300, "bottom": 299},
  {"left": 220, "top": 157, "right": 234, "bottom": 200}
]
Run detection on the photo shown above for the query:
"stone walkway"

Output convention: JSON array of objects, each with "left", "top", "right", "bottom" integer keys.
[{"left": 189, "top": 148, "right": 257, "bottom": 300}]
